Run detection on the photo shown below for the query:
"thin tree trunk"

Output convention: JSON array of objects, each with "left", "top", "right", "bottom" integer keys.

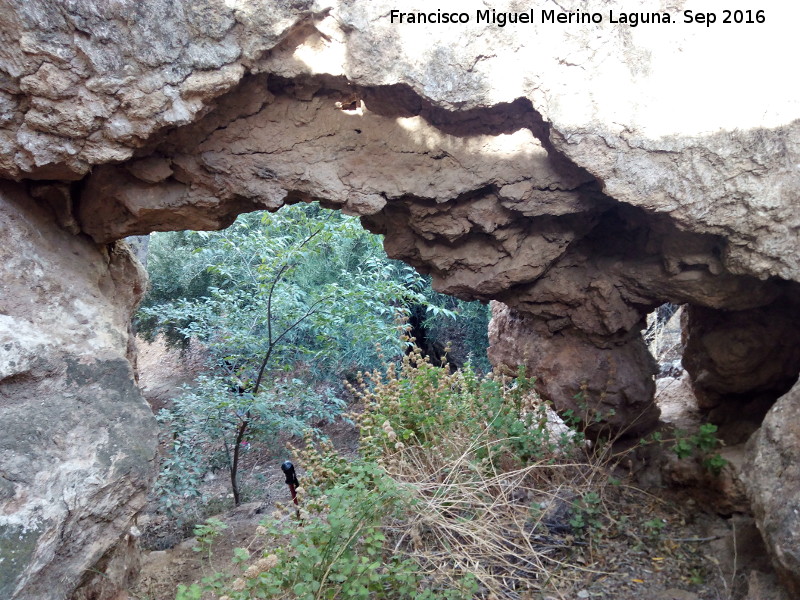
[{"left": 231, "top": 417, "right": 249, "bottom": 506}]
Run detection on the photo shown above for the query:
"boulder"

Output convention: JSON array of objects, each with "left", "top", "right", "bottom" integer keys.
[
  {"left": 743, "top": 381, "right": 800, "bottom": 596},
  {"left": 488, "top": 301, "right": 659, "bottom": 437}
]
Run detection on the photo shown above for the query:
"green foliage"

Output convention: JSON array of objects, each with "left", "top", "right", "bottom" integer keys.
[
  {"left": 252, "top": 462, "right": 421, "bottom": 600},
  {"left": 350, "top": 349, "right": 578, "bottom": 467},
  {"left": 702, "top": 453, "right": 728, "bottom": 476},
  {"left": 642, "top": 517, "right": 666, "bottom": 539},
  {"left": 673, "top": 436, "right": 695, "bottom": 460},
  {"left": 174, "top": 583, "right": 202, "bottom": 600},
  {"left": 145, "top": 204, "right": 431, "bottom": 510},
  {"left": 672, "top": 424, "right": 726, "bottom": 474},
  {"left": 154, "top": 374, "right": 342, "bottom": 520},
  {"left": 198, "top": 459, "right": 479, "bottom": 600},
  {"left": 138, "top": 204, "right": 484, "bottom": 382},
  {"left": 693, "top": 423, "right": 722, "bottom": 452},
  {"left": 192, "top": 518, "right": 228, "bottom": 556},
  {"left": 569, "top": 491, "right": 604, "bottom": 535},
  {"left": 191, "top": 352, "right": 584, "bottom": 599},
  {"left": 415, "top": 287, "right": 491, "bottom": 373},
  {"left": 641, "top": 422, "right": 728, "bottom": 476}
]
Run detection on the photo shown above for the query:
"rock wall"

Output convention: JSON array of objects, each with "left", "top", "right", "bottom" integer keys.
[
  {"left": 0, "top": 182, "right": 156, "bottom": 599},
  {"left": 1, "top": 0, "right": 799, "bottom": 596}
]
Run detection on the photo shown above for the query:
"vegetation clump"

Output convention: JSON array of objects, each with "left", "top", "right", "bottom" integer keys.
[
  {"left": 181, "top": 348, "right": 650, "bottom": 599},
  {"left": 141, "top": 206, "right": 731, "bottom": 599}
]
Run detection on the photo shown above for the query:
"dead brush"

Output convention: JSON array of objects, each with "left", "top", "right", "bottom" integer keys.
[
  {"left": 276, "top": 348, "right": 647, "bottom": 599},
  {"left": 376, "top": 419, "right": 620, "bottom": 598}
]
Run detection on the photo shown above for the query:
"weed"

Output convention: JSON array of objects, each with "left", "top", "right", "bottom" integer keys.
[
  {"left": 642, "top": 517, "right": 667, "bottom": 538},
  {"left": 642, "top": 422, "right": 728, "bottom": 475},
  {"left": 570, "top": 491, "right": 604, "bottom": 540}
]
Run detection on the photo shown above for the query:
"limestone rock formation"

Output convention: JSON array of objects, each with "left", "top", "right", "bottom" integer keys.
[
  {"left": 488, "top": 301, "right": 659, "bottom": 436},
  {"left": 0, "top": 0, "right": 799, "bottom": 596},
  {"left": 0, "top": 182, "right": 157, "bottom": 599},
  {"left": 744, "top": 382, "right": 800, "bottom": 597},
  {"left": 682, "top": 301, "right": 800, "bottom": 430}
]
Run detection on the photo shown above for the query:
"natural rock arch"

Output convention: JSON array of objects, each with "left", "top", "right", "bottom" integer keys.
[{"left": 1, "top": 2, "right": 800, "bottom": 598}]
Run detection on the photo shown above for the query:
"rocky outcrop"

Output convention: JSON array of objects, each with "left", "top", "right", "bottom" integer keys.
[
  {"left": 1, "top": 0, "right": 799, "bottom": 595},
  {"left": 682, "top": 301, "right": 800, "bottom": 430},
  {"left": 0, "top": 0, "right": 326, "bottom": 181},
  {"left": 1, "top": 1, "right": 797, "bottom": 279},
  {"left": 0, "top": 182, "right": 157, "bottom": 599},
  {"left": 744, "top": 381, "right": 800, "bottom": 597},
  {"left": 488, "top": 301, "right": 659, "bottom": 436},
  {"left": 75, "top": 72, "right": 794, "bottom": 437}
]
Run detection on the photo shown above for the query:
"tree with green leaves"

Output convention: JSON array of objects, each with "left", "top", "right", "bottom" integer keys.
[{"left": 143, "top": 204, "right": 463, "bottom": 509}]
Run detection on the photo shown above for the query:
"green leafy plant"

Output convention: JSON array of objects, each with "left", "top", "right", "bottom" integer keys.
[
  {"left": 642, "top": 517, "right": 666, "bottom": 539},
  {"left": 641, "top": 423, "right": 727, "bottom": 475},
  {"left": 676, "top": 424, "right": 727, "bottom": 474},
  {"left": 702, "top": 453, "right": 728, "bottom": 476},
  {"left": 350, "top": 348, "right": 577, "bottom": 468},
  {"left": 569, "top": 491, "right": 604, "bottom": 537},
  {"left": 192, "top": 517, "right": 228, "bottom": 557},
  {"left": 174, "top": 583, "right": 202, "bottom": 600},
  {"left": 154, "top": 374, "right": 341, "bottom": 519},
  {"left": 138, "top": 205, "right": 479, "bottom": 384}
]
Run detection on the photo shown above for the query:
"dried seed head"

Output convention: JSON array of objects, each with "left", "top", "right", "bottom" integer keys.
[
  {"left": 244, "top": 565, "right": 260, "bottom": 579},
  {"left": 231, "top": 578, "right": 246, "bottom": 591},
  {"left": 255, "top": 554, "right": 279, "bottom": 572}
]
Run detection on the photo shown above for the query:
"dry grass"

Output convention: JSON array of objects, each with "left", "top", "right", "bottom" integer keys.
[{"left": 376, "top": 425, "right": 622, "bottom": 599}]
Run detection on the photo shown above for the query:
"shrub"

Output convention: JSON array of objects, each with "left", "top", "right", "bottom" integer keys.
[
  {"left": 350, "top": 347, "right": 578, "bottom": 467},
  {"left": 195, "top": 351, "right": 606, "bottom": 599}
]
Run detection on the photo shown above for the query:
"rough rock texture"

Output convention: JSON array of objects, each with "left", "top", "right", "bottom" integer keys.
[
  {"left": 655, "top": 374, "right": 699, "bottom": 431},
  {"left": 0, "top": 0, "right": 796, "bottom": 278},
  {"left": 0, "top": 0, "right": 327, "bottom": 180},
  {"left": 0, "top": 0, "right": 799, "bottom": 596},
  {"left": 76, "top": 72, "right": 792, "bottom": 437},
  {"left": 743, "top": 381, "right": 800, "bottom": 597},
  {"left": 135, "top": 335, "right": 205, "bottom": 412},
  {"left": 0, "top": 182, "right": 157, "bottom": 599},
  {"left": 682, "top": 301, "right": 800, "bottom": 432},
  {"left": 69, "top": 530, "right": 144, "bottom": 600},
  {"left": 488, "top": 301, "right": 659, "bottom": 436}
]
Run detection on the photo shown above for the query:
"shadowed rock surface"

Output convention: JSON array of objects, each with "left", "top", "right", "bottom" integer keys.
[{"left": 744, "top": 381, "right": 800, "bottom": 598}]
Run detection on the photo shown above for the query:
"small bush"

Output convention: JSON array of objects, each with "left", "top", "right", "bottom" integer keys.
[{"left": 350, "top": 348, "right": 579, "bottom": 467}]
